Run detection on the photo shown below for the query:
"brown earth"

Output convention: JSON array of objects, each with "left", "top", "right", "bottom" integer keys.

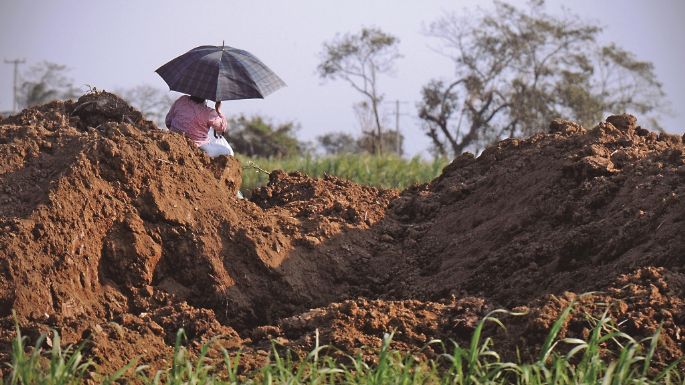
[{"left": 0, "top": 92, "right": 683, "bottom": 374}]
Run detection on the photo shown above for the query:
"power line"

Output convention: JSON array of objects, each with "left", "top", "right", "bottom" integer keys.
[{"left": 4, "top": 58, "right": 25, "bottom": 113}]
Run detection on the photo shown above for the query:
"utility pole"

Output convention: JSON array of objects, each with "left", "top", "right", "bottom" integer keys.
[
  {"left": 385, "top": 99, "right": 409, "bottom": 156},
  {"left": 395, "top": 99, "right": 400, "bottom": 156},
  {"left": 4, "top": 58, "right": 25, "bottom": 113}
]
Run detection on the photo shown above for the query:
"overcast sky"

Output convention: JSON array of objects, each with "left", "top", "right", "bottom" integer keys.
[{"left": 1, "top": 0, "right": 683, "bottom": 156}]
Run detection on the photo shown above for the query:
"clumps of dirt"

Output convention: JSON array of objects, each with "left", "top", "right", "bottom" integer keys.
[
  {"left": 249, "top": 267, "right": 684, "bottom": 366},
  {"left": 253, "top": 170, "right": 398, "bottom": 226},
  {"left": 498, "top": 266, "right": 685, "bottom": 364},
  {"left": 121, "top": 302, "right": 242, "bottom": 347},
  {"left": 0, "top": 91, "right": 156, "bottom": 133},
  {"left": 0, "top": 99, "right": 75, "bottom": 131},
  {"left": 71, "top": 91, "right": 156, "bottom": 130},
  {"left": 250, "top": 296, "right": 488, "bottom": 361},
  {"left": 1, "top": 94, "right": 684, "bottom": 373}
]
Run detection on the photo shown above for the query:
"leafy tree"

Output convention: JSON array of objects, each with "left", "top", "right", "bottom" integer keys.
[
  {"left": 418, "top": 1, "right": 666, "bottom": 157},
  {"left": 317, "top": 130, "right": 403, "bottom": 156},
  {"left": 18, "top": 61, "right": 80, "bottom": 108},
  {"left": 118, "top": 85, "right": 174, "bottom": 128},
  {"left": 317, "top": 132, "right": 360, "bottom": 155},
  {"left": 318, "top": 27, "right": 401, "bottom": 155},
  {"left": 357, "top": 130, "right": 403, "bottom": 155},
  {"left": 228, "top": 115, "right": 305, "bottom": 158}
]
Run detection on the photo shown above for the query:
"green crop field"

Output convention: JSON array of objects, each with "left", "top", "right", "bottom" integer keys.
[
  {"left": 238, "top": 154, "right": 450, "bottom": 195},
  {"left": 6, "top": 308, "right": 683, "bottom": 385}
]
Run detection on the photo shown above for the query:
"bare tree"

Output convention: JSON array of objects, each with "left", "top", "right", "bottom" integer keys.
[
  {"left": 418, "top": 1, "right": 666, "bottom": 157},
  {"left": 352, "top": 101, "right": 402, "bottom": 155},
  {"left": 318, "top": 27, "right": 401, "bottom": 155},
  {"left": 353, "top": 101, "right": 379, "bottom": 140},
  {"left": 118, "top": 85, "right": 175, "bottom": 128},
  {"left": 18, "top": 61, "right": 79, "bottom": 109}
]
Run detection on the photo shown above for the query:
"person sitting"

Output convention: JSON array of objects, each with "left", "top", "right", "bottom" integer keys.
[{"left": 165, "top": 95, "right": 235, "bottom": 157}]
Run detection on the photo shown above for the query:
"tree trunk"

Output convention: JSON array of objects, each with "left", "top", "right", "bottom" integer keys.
[{"left": 370, "top": 97, "right": 383, "bottom": 156}]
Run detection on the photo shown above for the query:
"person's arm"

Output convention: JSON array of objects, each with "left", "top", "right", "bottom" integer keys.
[{"left": 207, "top": 101, "right": 227, "bottom": 133}]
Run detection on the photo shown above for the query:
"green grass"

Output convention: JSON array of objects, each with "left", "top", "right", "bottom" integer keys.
[
  {"left": 5, "top": 307, "right": 684, "bottom": 385},
  {"left": 237, "top": 154, "right": 449, "bottom": 195}
]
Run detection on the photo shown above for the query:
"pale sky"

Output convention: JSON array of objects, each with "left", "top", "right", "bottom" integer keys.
[{"left": 1, "top": 0, "right": 683, "bottom": 156}]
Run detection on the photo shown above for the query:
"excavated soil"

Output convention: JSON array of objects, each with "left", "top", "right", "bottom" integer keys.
[{"left": 0, "top": 93, "right": 683, "bottom": 373}]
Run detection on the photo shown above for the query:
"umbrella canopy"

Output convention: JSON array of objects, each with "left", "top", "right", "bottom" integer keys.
[{"left": 156, "top": 44, "right": 286, "bottom": 102}]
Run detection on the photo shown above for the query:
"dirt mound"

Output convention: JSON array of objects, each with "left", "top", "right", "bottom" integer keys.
[
  {"left": 374, "top": 116, "right": 685, "bottom": 304},
  {"left": 356, "top": 115, "right": 684, "bottom": 362},
  {"left": 1, "top": 93, "right": 683, "bottom": 372},
  {"left": 0, "top": 92, "right": 399, "bottom": 371}
]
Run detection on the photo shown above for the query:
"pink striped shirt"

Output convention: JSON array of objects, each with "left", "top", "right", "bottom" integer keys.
[{"left": 165, "top": 95, "right": 227, "bottom": 146}]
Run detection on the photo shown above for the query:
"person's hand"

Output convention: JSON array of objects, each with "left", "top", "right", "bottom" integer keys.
[{"left": 215, "top": 101, "right": 222, "bottom": 112}]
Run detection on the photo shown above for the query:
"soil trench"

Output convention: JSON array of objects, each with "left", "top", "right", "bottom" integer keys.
[{"left": 0, "top": 93, "right": 683, "bottom": 372}]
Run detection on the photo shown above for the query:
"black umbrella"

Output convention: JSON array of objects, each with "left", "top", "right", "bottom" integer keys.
[{"left": 156, "top": 43, "right": 286, "bottom": 101}]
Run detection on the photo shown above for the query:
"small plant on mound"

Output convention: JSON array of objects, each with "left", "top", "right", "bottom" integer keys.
[{"left": 5, "top": 308, "right": 683, "bottom": 385}]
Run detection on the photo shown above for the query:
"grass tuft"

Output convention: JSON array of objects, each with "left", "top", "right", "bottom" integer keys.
[{"left": 4, "top": 308, "right": 684, "bottom": 385}]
